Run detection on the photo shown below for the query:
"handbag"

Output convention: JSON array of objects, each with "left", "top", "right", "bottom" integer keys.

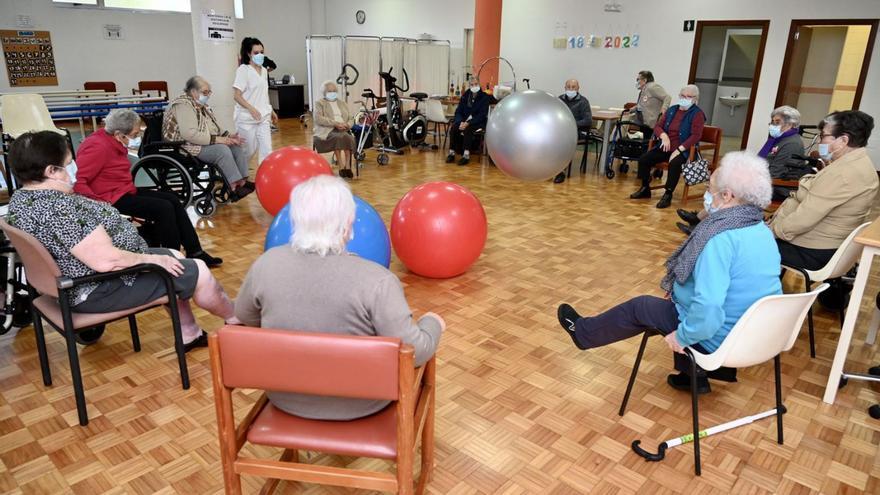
[{"left": 682, "top": 151, "right": 710, "bottom": 186}]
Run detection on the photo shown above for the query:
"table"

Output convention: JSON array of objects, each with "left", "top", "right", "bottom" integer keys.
[
  {"left": 268, "top": 84, "right": 304, "bottom": 118},
  {"left": 592, "top": 110, "right": 621, "bottom": 174},
  {"left": 823, "top": 219, "right": 880, "bottom": 403}
]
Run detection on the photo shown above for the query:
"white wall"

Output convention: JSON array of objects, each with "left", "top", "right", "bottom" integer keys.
[
  {"left": 0, "top": 0, "right": 195, "bottom": 95},
  {"left": 499, "top": 0, "right": 880, "bottom": 163},
  {"left": 236, "top": 0, "right": 312, "bottom": 87}
]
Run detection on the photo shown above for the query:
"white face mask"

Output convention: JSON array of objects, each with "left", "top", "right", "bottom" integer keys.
[
  {"left": 703, "top": 190, "right": 719, "bottom": 215},
  {"left": 66, "top": 160, "right": 78, "bottom": 185},
  {"left": 325, "top": 91, "right": 338, "bottom": 101},
  {"left": 469, "top": 85, "right": 480, "bottom": 93}
]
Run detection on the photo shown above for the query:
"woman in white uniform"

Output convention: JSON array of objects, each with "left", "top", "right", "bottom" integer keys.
[{"left": 233, "top": 37, "right": 278, "bottom": 165}]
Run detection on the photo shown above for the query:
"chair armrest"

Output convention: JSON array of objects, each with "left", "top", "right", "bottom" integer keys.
[
  {"left": 57, "top": 262, "right": 172, "bottom": 289},
  {"left": 772, "top": 178, "right": 799, "bottom": 188}
]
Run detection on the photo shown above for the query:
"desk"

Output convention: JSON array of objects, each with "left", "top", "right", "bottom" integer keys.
[
  {"left": 823, "top": 219, "right": 880, "bottom": 403},
  {"left": 268, "top": 84, "right": 304, "bottom": 118},
  {"left": 592, "top": 110, "right": 621, "bottom": 174}
]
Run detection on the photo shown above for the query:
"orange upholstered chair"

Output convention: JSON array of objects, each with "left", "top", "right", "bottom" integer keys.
[
  {"left": 209, "top": 325, "right": 436, "bottom": 494},
  {"left": 83, "top": 81, "right": 117, "bottom": 92},
  {"left": 133, "top": 80, "right": 169, "bottom": 100}
]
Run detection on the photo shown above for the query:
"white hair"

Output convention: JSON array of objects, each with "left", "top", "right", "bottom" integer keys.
[
  {"left": 771, "top": 105, "right": 801, "bottom": 127},
  {"left": 713, "top": 151, "right": 773, "bottom": 209},
  {"left": 681, "top": 84, "right": 700, "bottom": 103},
  {"left": 321, "top": 79, "right": 338, "bottom": 99},
  {"left": 289, "top": 175, "right": 355, "bottom": 256},
  {"left": 104, "top": 109, "right": 140, "bottom": 135}
]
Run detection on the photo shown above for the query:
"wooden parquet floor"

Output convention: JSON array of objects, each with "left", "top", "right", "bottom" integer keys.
[{"left": 2, "top": 119, "right": 880, "bottom": 494}]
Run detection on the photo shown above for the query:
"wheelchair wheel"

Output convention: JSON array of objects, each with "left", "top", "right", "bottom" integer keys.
[
  {"left": 132, "top": 155, "right": 194, "bottom": 208},
  {"left": 356, "top": 151, "right": 366, "bottom": 162},
  {"left": 377, "top": 153, "right": 390, "bottom": 166},
  {"left": 194, "top": 198, "right": 216, "bottom": 217},
  {"left": 213, "top": 186, "right": 231, "bottom": 204},
  {"left": 605, "top": 167, "right": 615, "bottom": 179},
  {"left": 76, "top": 325, "right": 105, "bottom": 345}
]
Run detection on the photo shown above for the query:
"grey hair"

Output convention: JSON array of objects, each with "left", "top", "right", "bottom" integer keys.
[
  {"left": 771, "top": 105, "right": 800, "bottom": 127},
  {"left": 289, "top": 175, "right": 356, "bottom": 256},
  {"left": 184, "top": 76, "right": 207, "bottom": 94},
  {"left": 713, "top": 151, "right": 773, "bottom": 209},
  {"left": 321, "top": 79, "right": 338, "bottom": 98},
  {"left": 681, "top": 84, "right": 700, "bottom": 103},
  {"left": 104, "top": 108, "right": 140, "bottom": 134}
]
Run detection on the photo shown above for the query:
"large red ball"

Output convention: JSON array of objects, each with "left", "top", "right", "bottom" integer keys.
[
  {"left": 391, "top": 182, "right": 487, "bottom": 278},
  {"left": 255, "top": 146, "right": 333, "bottom": 215}
]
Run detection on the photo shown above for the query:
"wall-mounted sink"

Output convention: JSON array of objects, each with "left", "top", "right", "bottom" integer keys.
[{"left": 719, "top": 96, "right": 749, "bottom": 116}]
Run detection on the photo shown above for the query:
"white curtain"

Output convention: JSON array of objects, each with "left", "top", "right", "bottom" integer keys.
[
  {"left": 344, "top": 39, "right": 381, "bottom": 103},
  {"left": 307, "top": 37, "right": 343, "bottom": 110},
  {"left": 415, "top": 43, "right": 450, "bottom": 96},
  {"left": 380, "top": 39, "right": 406, "bottom": 95}
]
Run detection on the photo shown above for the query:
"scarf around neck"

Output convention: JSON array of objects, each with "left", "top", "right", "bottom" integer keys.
[
  {"left": 660, "top": 204, "right": 765, "bottom": 293},
  {"left": 758, "top": 128, "right": 799, "bottom": 158}
]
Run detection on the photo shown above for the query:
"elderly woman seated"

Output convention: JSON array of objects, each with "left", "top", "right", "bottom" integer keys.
[
  {"left": 676, "top": 105, "right": 807, "bottom": 235},
  {"left": 769, "top": 110, "right": 878, "bottom": 271},
  {"left": 235, "top": 175, "right": 444, "bottom": 420},
  {"left": 312, "top": 80, "right": 356, "bottom": 179},
  {"left": 74, "top": 108, "right": 222, "bottom": 267},
  {"left": 559, "top": 152, "right": 782, "bottom": 393},
  {"left": 7, "top": 131, "right": 242, "bottom": 351},
  {"left": 163, "top": 76, "right": 254, "bottom": 199}
]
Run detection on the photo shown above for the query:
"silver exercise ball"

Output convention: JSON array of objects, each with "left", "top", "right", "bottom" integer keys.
[{"left": 486, "top": 90, "right": 578, "bottom": 181}]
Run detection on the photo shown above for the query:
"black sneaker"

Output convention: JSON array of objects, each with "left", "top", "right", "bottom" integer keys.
[
  {"left": 676, "top": 209, "right": 701, "bottom": 227},
  {"left": 667, "top": 372, "right": 711, "bottom": 394},
  {"left": 192, "top": 250, "right": 223, "bottom": 268},
  {"left": 656, "top": 191, "right": 673, "bottom": 209},
  {"left": 553, "top": 172, "right": 566, "bottom": 184},
  {"left": 445, "top": 153, "right": 456, "bottom": 163},
  {"left": 676, "top": 222, "right": 693, "bottom": 236},
  {"left": 458, "top": 156, "right": 470, "bottom": 166},
  {"left": 339, "top": 168, "right": 354, "bottom": 179},
  {"left": 183, "top": 330, "right": 208, "bottom": 353},
  {"left": 629, "top": 187, "right": 651, "bottom": 199},
  {"left": 557, "top": 303, "right": 587, "bottom": 350}
]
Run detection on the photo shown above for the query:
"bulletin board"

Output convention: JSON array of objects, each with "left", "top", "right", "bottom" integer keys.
[{"left": 1, "top": 30, "right": 58, "bottom": 87}]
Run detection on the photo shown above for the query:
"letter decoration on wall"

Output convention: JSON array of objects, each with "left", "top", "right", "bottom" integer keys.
[{"left": 556, "top": 33, "right": 640, "bottom": 49}]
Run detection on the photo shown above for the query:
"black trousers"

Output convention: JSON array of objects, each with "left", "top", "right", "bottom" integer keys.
[
  {"left": 776, "top": 239, "right": 837, "bottom": 271},
  {"left": 574, "top": 294, "right": 735, "bottom": 377},
  {"left": 114, "top": 190, "right": 203, "bottom": 255},
  {"left": 449, "top": 122, "right": 481, "bottom": 155},
  {"left": 637, "top": 147, "right": 688, "bottom": 190}
]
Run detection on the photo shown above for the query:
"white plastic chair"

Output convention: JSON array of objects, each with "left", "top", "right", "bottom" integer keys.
[
  {"left": 425, "top": 99, "right": 450, "bottom": 149},
  {"left": 619, "top": 283, "right": 829, "bottom": 476},
  {"left": 781, "top": 222, "right": 870, "bottom": 357},
  {"left": 0, "top": 94, "right": 66, "bottom": 138}
]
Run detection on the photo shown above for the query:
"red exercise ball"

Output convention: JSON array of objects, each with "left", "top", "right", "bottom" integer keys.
[
  {"left": 391, "top": 182, "right": 487, "bottom": 278},
  {"left": 255, "top": 146, "right": 333, "bottom": 215}
]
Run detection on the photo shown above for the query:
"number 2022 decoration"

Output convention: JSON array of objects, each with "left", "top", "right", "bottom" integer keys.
[{"left": 565, "top": 34, "right": 640, "bottom": 49}]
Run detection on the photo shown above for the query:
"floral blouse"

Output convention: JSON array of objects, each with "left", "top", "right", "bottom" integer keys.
[{"left": 7, "top": 189, "right": 148, "bottom": 306}]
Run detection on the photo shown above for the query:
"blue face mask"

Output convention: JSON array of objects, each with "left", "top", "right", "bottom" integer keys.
[
  {"left": 198, "top": 94, "right": 210, "bottom": 105},
  {"left": 127, "top": 136, "right": 142, "bottom": 150},
  {"left": 66, "top": 160, "right": 78, "bottom": 185},
  {"left": 703, "top": 191, "right": 720, "bottom": 215},
  {"left": 768, "top": 124, "right": 782, "bottom": 138},
  {"left": 564, "top": 90, "right": 577, "bottom": 99},
  {"left": 325, "top": 92, "right": 338, "bottom": 101},
  {"left": 252, "top": 53, "right": 265, "bottom": 66},
  {"left": 677, "top": 97, "right": 693, "bottom": 110},
  {"left": 818, "top": 139, "right": 837, "bottom": 161}
]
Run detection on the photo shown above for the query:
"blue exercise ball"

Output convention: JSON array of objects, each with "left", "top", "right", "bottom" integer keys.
[{"left": 264, "top": 195, "right": 391, "bottom": 268}]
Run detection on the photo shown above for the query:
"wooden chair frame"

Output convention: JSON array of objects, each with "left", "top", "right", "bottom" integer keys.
[{"left": 209, "top": 330, "right": 436, "bottom": 494}]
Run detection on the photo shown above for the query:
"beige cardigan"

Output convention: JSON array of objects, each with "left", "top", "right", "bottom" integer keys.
[
  {"left": 771, "top": 147, "right": 878, "bottom": 249},
  {"left": 312, "top": 98, "right": 352, "bottom": 140}
]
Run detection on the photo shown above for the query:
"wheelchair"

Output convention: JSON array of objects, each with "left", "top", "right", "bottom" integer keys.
[{"left": 130, "top": 111, "right": 233, "bottom": 218}]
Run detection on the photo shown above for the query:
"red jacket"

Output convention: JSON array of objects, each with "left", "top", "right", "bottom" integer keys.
[{"left": 73, "top": 129, "right": 137, "bottom": 204}]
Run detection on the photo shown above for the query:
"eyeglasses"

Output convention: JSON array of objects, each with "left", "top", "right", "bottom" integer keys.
[
  {"left": 819, "top": 133, "right": 836, "bottom": 140},
  {"left": 200, "top": 89, "right": 213, "bottom": 96}
]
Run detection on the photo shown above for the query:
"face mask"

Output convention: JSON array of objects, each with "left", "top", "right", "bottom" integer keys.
[
  {"left": 252, "top": 53, "right": 265, "bottom": 66},
  {"left": 636, "top": 80, "right": 642, "bottom": 89},
  {"left": 127, "top": 136, "right": 142, "bottom": 149},
  {"left": 677, "top": 97, "right": 693, "bottom": 110},
  {"left": 325, "top": 92, "right": 338, "bottom": 101},
  {"left": 470, "top": 85, "right": 480, "bottom": 93},
  {"left": 703, "top": 191, "right": 720, "bottom": 215},
  {"left": 66, "top": 160, "right": 77, "bottom": 185},
  {"left": 768, "top": 125, "right": 782, "bottom": 138},
  {"left": 818, "top": 142, "right": 834, "bottom": 161},
  {"left": 564, "top": 90, "right": 577, "bottom": 99},
  {"left": 198, "top": 94, "right": 210, "bottom": 105}
]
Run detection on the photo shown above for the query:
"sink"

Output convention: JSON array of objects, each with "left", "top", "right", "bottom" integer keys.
[{"left": 719, "top": 96, "right": 749, "bottom": 116}]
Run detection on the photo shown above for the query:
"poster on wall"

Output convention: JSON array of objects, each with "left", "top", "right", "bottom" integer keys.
[
  {"left": 1, "top": 30, "right": 58, "bottom": 87},
  {"left": 201, "top": 13, "right": 235, "bottom": 42}
]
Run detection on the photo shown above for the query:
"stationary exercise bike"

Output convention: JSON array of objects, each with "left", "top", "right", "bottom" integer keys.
[{"left": 376, "top": 67, "right": 430, "bottom": 157}]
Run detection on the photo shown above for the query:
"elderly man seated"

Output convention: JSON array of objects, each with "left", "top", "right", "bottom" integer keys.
[
  {"left": 558, "top": 152, "right": 782, "bottom": 393},
  {"left": 446, "top": 76, "right": 491, "bottom": 166},
  {"left": 74, "top": 108, "right": 222, "bottom": 267},
  {"left": 676, "top": 105, "right": 807, "bottom": 235},
  {"left": 554, "top": 78, "right": 593, "bottom": 183},
  {"left": 163, "top": 76, "right": 253, "bottom": 200},
  {"left": 236, "top": 175, "right": 444, "bottom": 420},
  {"left": 312, "top": 79, "right": 356, "bottom": 178}
]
